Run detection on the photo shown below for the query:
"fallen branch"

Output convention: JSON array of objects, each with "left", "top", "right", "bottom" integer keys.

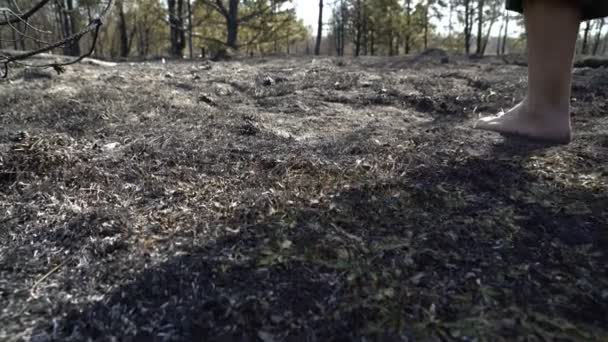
[
  {"left": 31, "top": 257, "right": 71, "bottom": 292},
  {"left": 574, "top": 57, "right": 608, "bottom": 68}
]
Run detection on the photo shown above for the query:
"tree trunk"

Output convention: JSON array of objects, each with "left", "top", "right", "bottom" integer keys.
[
  {"left": 168, "top": 0, "right": 186, "bottom": 57},
  {"left": 423, "top": 2, "right": 429, "bottom": 50},
  {"left": 476, "top": 0, "right": 484, "bottom": 55},
  {"left": 496, "top": 13, "right": 504, "bottom": 55},
  {"left": 362, "top": 15, "right": 368, "bottom": 55},
  {"left": 18, "top": 22, "right": 27, "bottom": 50},
  {"left": 447, "top": 0, "right": 454, "bottom": 38},
  {"left": 187, "top": 0, "right": 194, "bottom": 58},
  {"left": 602, "top": 29, "right": 608, "bottom": 55},
  {"left": 592, "top": 19, "right": 605, "bottom": 55},
  {"left": 177, "top": 0, "right": 186, "bottom": 53},
  {"left": 354, "top": 0, "right": 362, "bottom": 56},
  {"left": 340, "top": 1, "right": 345, "bottom": 56},
  {"left": 404, "top": 0, "right": 411, "bottom": 54},
  {"left": 10, "top": 6, "right": 18, "bottom": 51},
  {"left": 224, "top": 0, "right": 239, "bottom": 49},
  {"left": 286, "top": 25, "right": 291, "bottom": 54},
  {"left": 582, "top": 20, "right": 591, "bottom": 55},
  {"left": 315, "top": 0, "right": 323, "bottom": 55},
  {"left": 117, "top": 0, "right": 129, "bottom": 58},
  {"left": 464, "top": 0, "right": 472, "bottom": 55},
  {"left": 168, "top": 0, "right": 177, "bottom": 56},
  {"left": 501, "top": 12, "right": 509, "bottom": 55},
  {"left": 370, "top": 29, "right": 375, "bottom": 56},
  {"left": 63, "top": 0, "right": 81, "bottom": 56},
  {"left": 481, "top": 14, "right": 495, "bottom": 55}
]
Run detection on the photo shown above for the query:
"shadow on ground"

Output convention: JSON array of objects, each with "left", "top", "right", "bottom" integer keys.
[{"left": 31, "top": 141, "right": 608, "bottom": 341}]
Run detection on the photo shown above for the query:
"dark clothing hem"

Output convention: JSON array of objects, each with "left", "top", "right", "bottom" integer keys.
[{"left": 506, "top": 0, "right": 608, "bottom": 20}]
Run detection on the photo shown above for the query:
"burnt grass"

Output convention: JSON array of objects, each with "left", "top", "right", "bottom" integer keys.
[{"left": 0, "top": 54, "right": 607, "bottom": 341}]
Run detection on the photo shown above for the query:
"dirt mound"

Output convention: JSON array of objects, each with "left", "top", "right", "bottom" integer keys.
[
  {"left": 412, "top": 48, "right": 450, "bottom": 64},
  {"left": 211, "top": 47, "right": 241, "bottom": 61}
]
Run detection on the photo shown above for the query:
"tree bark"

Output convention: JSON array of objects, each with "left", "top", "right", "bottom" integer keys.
[
  {"left": 476, "top": 0, "right": 484, "bottom": 55},
  {"left": 370, "top": 29, "right": 375, "bottom": 56},
  {"left": 340, "top": 0, "right": 345, "bottom": 56},
  {"left": 117, "top": 0, "right": 129, "bottom": 58},
  {"left": 481, "top": 14, "right": 495, "bottom": 55},
  {"left": 496, "top": 11, "right": 504, "bottom": 55},
  {"left": 168, "top": 0, "right": 186, "bottom": 57},
  {"left": 315, "top": 0, "right": 323, "bottom": 55},
  {"left": 592, "top": 19, "right": 605, "bottom": 55},
  {"left": 63, "top": 0, "right": 81, "bottom": 56},
  {"left": 423, "top": 2, "right": 429, "bottom": 50},
  {"left": 501, "top": 11, "right": 509, "bottom": 55},
  {"left": 464, "top": 0, "right": 472, "bottom": 55},
  {"left": 187, "top": 0, "right": 194, "bottom": 58},
  {"left": 404, "top": 0, "right": 411, "bottom": 54},
  {"left": 354, "top": 0, "right": 362, "bottom": 56},
  {"left": 602, "top": 29, "right": 608, "bottom": 55},
  {"left": 582, "top": 20, "right": 591, "bottom": 55}
]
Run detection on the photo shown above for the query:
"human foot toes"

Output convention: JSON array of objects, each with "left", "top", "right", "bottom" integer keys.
[{"left": 474, "top": 102, "right": 572, "bottom": 145}]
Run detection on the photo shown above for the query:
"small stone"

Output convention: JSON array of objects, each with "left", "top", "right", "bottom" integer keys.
[
  {"left": 199, "top": 94, "right": 216, "bottom": 106},
  {"left": 102, "top": 142, "right": 120, "bottom": 152},
  {"left": 262, "top": 76, "right": 274, "bottom": 86}
]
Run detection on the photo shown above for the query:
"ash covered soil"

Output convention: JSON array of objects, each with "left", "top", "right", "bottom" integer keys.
[{"left": 1, "top": 55, "right": 607, "bottom": 341}]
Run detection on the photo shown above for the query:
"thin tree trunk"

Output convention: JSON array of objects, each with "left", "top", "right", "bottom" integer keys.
[
  {"left": 582, "top": 20, "right": 591, "bottom": 55},
  {"left": 66, "top": 0, "right": 80, "bottom": 56},
  {"left": 340, "top": 0, "right": 345, "bottom": 56},
  {"left": 602, "top": 30, "right": 608, "bottom": 55},
  {"left": 464, "top": 0, "right": 471, "bottom": 55},
  {"left": 315, "top": 0, "right": 323, "bottom": 55},
  {"left": 169, "top": 0, "right": 187, "bottom": 57},
  {"left": 423, "top": 3, "right": 429, "bottom": 50},
  {"left": 501, "top": 12, "right": 509, "bottom": 55},
  {"left": 177, "top": 0, "right": 186, "bottom": 53},
  {"left": 18, "top": 22, "right": 27, "bottom": 50},
  {"left": 117, "top": 0, "right": 129, "bottom": 58},
  {"left": 447, "top": 0, "right": 453, "bottom": 38},
  {"left": 11, "top": 28, "right": 18, "bottom": 50},
  {"left": 370, "top": 29, "right": 375, "bottom": 56},
  {"left": 187, "top": 0, "right": 194, "bottom": 58},
  {"left": 481, "top": 15, "right": 495, "bottom": 55},
  {"left": 404, "top": 0, "right": 411, "bottom": 54},
  {"left": 225, "top": 0, "right": 239, "bottom": 49},
  {"left": 362, "top": 15, "right": 368, "bottom": 55},
  {"left": 476, "top": 0, "right": 484, "bottom": 55},
  {"left": 592, "top": 19, "right": 605, "bottom": 55},
  {"left": 354, "top": 0, "right": 362, "bottom": 56},
  {"left": 286, "top": 25, "right": 291, "bottom": 54},
  {"left": 496, "top": 13, "right": 504, "bottom": 55},
  {"left": 9, "top": 0, "right": 18, "bottom": 50}
]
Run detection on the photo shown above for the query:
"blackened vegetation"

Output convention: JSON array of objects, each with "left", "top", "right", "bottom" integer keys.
[{"left": 0, "top": 56, "right": 607, "bottom": 341}]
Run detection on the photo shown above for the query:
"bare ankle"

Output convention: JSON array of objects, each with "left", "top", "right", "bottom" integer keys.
[{"left": 523, "top": 98, "right": 570, "bottom": 119}]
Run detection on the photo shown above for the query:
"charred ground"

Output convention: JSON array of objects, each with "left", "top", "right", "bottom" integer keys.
[{"left": 1, "top": 54, "right": 607, "bottom": 341}]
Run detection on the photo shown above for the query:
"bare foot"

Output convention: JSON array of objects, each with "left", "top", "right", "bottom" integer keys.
[{"left": 474, "top": 100, "right": 572, "bottom": 145}]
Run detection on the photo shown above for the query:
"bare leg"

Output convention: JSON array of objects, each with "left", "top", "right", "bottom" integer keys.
[{"left": 475, "top": 0, "right": 581, "bottom": 144}]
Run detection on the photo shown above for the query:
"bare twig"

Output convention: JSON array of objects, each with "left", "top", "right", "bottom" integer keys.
[
  {"left": 30, "top": 257, "right": 71, "bottom": 292},
  {"left": 0, "top": 0, "right": 114, "bottom": 78},
  {"left": 0, "top": 0, "right": 52, "bottom": 26}
]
